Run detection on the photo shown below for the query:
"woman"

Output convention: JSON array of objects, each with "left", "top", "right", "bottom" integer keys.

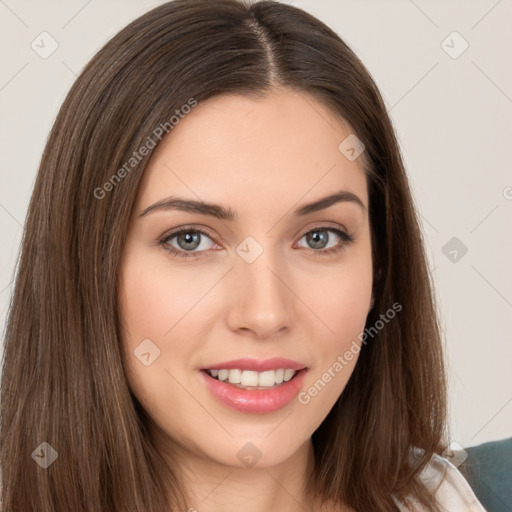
[{"left": 0, "top": 0, "right": 487, "bottom": 510}]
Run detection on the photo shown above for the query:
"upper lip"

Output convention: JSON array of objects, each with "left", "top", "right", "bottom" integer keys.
[{"left": 201, "top": 357, "right": 307, "bottom": 372}]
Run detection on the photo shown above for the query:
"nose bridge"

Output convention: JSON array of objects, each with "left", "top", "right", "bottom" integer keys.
[{"left": 228, "top": 236, "right": 293, "bottom": 336}]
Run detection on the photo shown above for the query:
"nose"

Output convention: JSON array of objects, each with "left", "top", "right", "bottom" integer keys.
[{"left": 226, "top": 247, "right": 294, "bottom": 339}]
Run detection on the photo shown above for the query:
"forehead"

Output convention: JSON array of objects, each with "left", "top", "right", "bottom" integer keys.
[{"left": 135, "top": 88, "right": 368, "bottom": 215}]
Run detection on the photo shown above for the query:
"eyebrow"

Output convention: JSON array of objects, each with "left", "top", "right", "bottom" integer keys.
[{"left": 138, "top": 189, "right": 366, "bottom": 220}]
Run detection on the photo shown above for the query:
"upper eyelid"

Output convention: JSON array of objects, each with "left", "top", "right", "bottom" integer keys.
[
  {"left": 162, "top": 225, "right": 216, "bottom": 243},
  {"left": 291, "top": 221, "right": 350, "bottom": 240}
]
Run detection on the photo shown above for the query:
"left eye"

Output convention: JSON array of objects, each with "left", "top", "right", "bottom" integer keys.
[{"left": 296, "top": 227, "right": 350, "bottom": 251}]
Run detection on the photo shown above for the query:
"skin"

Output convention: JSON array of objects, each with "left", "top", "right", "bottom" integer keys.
[{"left": 118, "top": 87, "right": 373, "bottom": 512}]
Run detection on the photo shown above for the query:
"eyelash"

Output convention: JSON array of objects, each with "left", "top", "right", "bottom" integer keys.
[{"left": 157, "top": 224, "right": 355, "bottom": 260}]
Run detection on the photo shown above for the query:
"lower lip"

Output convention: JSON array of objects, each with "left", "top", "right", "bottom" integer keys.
[{"left": 199, "top": 369, "right": 308, "bottom": 414}]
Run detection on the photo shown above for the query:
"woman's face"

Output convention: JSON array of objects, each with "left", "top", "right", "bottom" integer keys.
[{"left": 118, "top": 87, "right": 373, "bottom": 469}]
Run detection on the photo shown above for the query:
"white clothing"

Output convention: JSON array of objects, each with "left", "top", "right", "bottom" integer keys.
[{"left": 394, "top": 452, "right": 487, "bottom": 511}]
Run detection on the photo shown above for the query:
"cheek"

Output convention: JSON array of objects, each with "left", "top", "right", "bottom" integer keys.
[
  {"left": 117, "top": 251, "right": 185, "bottom": 386},
  {"left": 117, "top": 248, "right": 226, "bottom": 399},
  {"left": 119, "top": 249, "right": 213, "bottom": 343},
  {"left": 118, "top": 254, "right": 204, "bottom": 431},
  {"left": 297, "top": 279, "right": 370, "bottom": 416},
  {"left": 296, "top": 248, "right": 372, "bottom": 402},
  {"left": 120, "top": 269, "right": 175, "bottom": 341},
  {"left": 301, "top": 253, "right": 372, "bottom": 342}
]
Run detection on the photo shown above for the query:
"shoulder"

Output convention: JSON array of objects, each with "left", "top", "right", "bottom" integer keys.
[{"left": 393, "top": 449, "right": 488, "bottom": 511}]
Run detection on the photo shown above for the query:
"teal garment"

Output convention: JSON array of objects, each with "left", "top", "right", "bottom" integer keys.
[{"left": 461, "top": 437, "right": 512, "bottom": 512}]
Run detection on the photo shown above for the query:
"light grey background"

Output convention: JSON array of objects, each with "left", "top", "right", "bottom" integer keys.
[{"left": 1, "top": 0, "right": 511, "bottom": 451}]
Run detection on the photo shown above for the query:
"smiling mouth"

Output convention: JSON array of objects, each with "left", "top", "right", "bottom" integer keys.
[
  {"left": 202, "top": 368, "right": 300, "bottom": 390},
  {"left": 199, "top": 366, "right": 308, "bottom": 414}
]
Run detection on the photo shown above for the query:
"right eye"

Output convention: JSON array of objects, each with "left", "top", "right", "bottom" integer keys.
[{"left": 158, "top": 228, "right": 220, "bottom": 259}]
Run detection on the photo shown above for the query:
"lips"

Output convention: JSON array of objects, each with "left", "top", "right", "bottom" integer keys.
[
  {"left": 201, "top": 357, "right": 307, "bottom": 372},
  {"left": 198, "top": 357, "right": 309, "bottom": 414}
]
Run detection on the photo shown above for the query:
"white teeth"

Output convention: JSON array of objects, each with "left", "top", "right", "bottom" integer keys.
[
  {"left": 283, "top": 369, "right": 295, "bottom": 382},
  {"left": 207, "top": 368, "right": 299, "bottom": 387},
  {"left": 241, "top": 370, "right": 259, "bottom": 387},
  {"left": 258, "top": 370, "right": 275, "bottom": 387},
  {"left": 228, "top": 369, "right": 241, "bottom": 384}
]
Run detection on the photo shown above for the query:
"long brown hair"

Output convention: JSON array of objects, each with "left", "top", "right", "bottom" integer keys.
[{"left": 1, "top": 1, "right": 450, "bottom": 510}]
